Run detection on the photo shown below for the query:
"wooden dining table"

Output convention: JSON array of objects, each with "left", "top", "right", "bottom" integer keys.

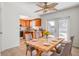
[{"left": 26, "top": 38, "right": 63, "bottom": 56}]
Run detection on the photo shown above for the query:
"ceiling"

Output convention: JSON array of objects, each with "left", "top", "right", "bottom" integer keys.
[
  {"left": 29, "top": 2, "right": 79, "bottom": 14},
  {"left": 14, "top": 2, "right": 79, "bottom": 18},
  {"left": 54, "top": 2, "right": 79, "bottom": 10}
]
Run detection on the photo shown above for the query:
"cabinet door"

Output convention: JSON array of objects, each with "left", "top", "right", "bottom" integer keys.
[
  {"left": 35, "top": 18, "right": 41, "bottom": 26},
  {"left": 20, "top": 20, "right": 27, "bottom": 27},
  {"left": 20, "top": 20, "right": 32, "bottom": 27},
  {"left": 26, "top": 20, "right": 30, "bottom": 27}
]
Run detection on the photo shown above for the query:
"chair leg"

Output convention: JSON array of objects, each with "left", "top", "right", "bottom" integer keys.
[
  {"left": 30, "top": 50, "right": 32, "bottom": 56},
  {"left": 28, "top": 48, "right": 32, "bottom": 56},
  {"left": 70, "top": 53, "right": 72, "bottom": 56},
  {"left": 26, "top": 49, "right": 28, "bottom": 56}
]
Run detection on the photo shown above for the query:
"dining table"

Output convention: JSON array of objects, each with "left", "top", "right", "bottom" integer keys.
[{"left": 26, "top": 37, "right": 63, "bottom": 56}]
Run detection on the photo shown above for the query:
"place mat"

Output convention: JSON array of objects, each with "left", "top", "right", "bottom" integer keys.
[
  {"left": 42, "top": 42, "right": 52, "bottom": 47},
  {"left": 38, "top": 38, "right": 48, "bottom": 42},
  {"left": 52, "top": 39, "right": 58, "bottom": 42}
]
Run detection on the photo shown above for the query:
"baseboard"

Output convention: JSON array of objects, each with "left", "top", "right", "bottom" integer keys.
[
  {"left": 72, "top": 46, "right": 79, "bottom": 49},
  {"left": 1, "top": 43, "right": 19, "bottom": 52},
  {"left": 0, "top": 48, "right": 1, "bottom": 52}
]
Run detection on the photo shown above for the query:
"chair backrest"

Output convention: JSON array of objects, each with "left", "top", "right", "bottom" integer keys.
[
  {"left": 60, "top": 43, "right": 72, "bottom": 56},
  {"left": 35, "top": 30, "right": 42, "bottom": 39},
  {"left": 25, "top": 33, "right": 32, "bottom": 41},
  {"left": 70, "top": 36, "right": 74, "bottom": 44},
  {"left": 51, "top": 37, "right": 74, "bottom": 56}
]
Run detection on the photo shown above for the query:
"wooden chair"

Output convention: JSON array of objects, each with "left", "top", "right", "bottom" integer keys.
[
  {"left": 24, "top": 33, "right": 35, "bottom": 56},
  {"left": 25, "top": 44, "right": 35, "bottom": 56},
  {"left": 35, "top": 30, "right": 42, "bottom": 39}
]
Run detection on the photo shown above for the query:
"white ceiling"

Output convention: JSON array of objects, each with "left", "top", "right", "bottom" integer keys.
[
  {"left": 24, "top": 2, "right": 79, "bottom": 15},
  {"left": 13, "top": 2, "right": 79, "bottom": 18},
  {"left": 55, "top": 2, "right": 79, "bottom": 10}
]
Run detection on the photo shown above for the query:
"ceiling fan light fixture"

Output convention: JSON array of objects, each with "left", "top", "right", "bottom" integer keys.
[{"left": 35, "top": 2, "right": 58, "bottom": 13}]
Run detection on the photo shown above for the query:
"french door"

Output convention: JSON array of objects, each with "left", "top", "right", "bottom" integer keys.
[
  {"left": 47, "top": 17, "right": 69, "bottom": 41},
  {"left": 47, "top": 20, "right": 59, "bottom": 37}
]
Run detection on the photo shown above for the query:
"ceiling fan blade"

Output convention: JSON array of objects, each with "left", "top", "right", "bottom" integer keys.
[
  {"left": 48, "top": 3, "right": 58, "bottom": 7},
  {"left": 48, "top": 8, "right": 57, "bottom": 11},
  {"left": 35, "top": 9, "right": 44, "bottom": 12},
  {"left": 36, "top": 4, "right": 44, "bottom": 8}
]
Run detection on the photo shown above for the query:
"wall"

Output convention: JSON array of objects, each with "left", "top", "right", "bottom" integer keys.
[
  {"left": 1, "top": 2, "right": 39, "bottom": 51},
  {"left": 1, "top": 3, "right": 20, "bottom": 51},
  {"left": 0, "top": 3, "right": 2, "bottom": 52},
  {"left": 40, "top": 6, "right": 79, "bottom": 47}
]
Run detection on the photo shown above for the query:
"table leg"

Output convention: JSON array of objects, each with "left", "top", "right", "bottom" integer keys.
[
  {"left": 26, "top": 49, "right": 28, "bottom": 56},
  {"left": 36, "top": 49, "right": 42, "bottom": 56}
]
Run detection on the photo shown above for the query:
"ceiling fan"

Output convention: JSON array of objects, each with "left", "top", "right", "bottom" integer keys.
[{"left": 35, "top": 2, "right": 58, "bottom": 13}]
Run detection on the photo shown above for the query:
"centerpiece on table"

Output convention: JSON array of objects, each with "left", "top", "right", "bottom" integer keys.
[{"left": 43, "top": 30, "right": 50, "bottom": 39}]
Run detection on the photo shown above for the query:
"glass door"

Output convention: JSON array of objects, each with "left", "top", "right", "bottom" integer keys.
[
  {"left": 59, "top": 19, "right": 68, "bottom": 41},
  {"left": 47, "top": 20, "right": 59, "bottom": 37},
  {"left": 47, "top": 17, "right": 69, "bottom": 41}
]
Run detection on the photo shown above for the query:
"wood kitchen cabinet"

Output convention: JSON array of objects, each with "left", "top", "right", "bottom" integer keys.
[
  {"left": 35, "top": 18, "right": 41, "bottom": 26},
  {"left": 20, "top": 19, "right": 32, "bottom": 27},
  {"left": 20, "top": 19, "right": 27, "bottom": 27}
]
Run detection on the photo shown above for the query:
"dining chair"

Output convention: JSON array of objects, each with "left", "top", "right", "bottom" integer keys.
[
  {"left": 25, "top": 33, "right": 35, "bottom": 56},
  {"left": 35, "top": 30, "right": 42, "bottom": 39},
  {"left": 55, "top": 44, "right": 62, "bottom": 53},
  {"left": 25, "top": 44, "right": 35, "bottom": 56},
  {"left": 51, "top": 42, "right": 72, "bottom": 56},
  {"left": 56, "top": 36, "right": 74, "bottom": 53},
  {"left": 69, "top": 36, "right": 74, "bottom": 55},
  {"left": 70, "top": 36, "right": 74, "bottom": 44}
]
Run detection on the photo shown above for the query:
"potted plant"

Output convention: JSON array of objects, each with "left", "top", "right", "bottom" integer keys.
[{"left": 43, "top": 30, "right": 50, "bottom": 39}]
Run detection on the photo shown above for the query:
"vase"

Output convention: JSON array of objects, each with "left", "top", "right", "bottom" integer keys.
[{"left": 45, "top": 35, "right": 48, "bottom": 39}]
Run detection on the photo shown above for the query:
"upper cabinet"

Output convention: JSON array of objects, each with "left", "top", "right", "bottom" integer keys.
[
  {"left": 20, "top": 19, "right": 32, "bottom": 27},
  {"left": 35, "top": 18, "right": 41, "bottom": 26},
  {"left": 20, "top": 18, "right": 41, "bottom": 27},
  {"left": 20, "top": 19, "right": 26, "bottom": 27}
]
